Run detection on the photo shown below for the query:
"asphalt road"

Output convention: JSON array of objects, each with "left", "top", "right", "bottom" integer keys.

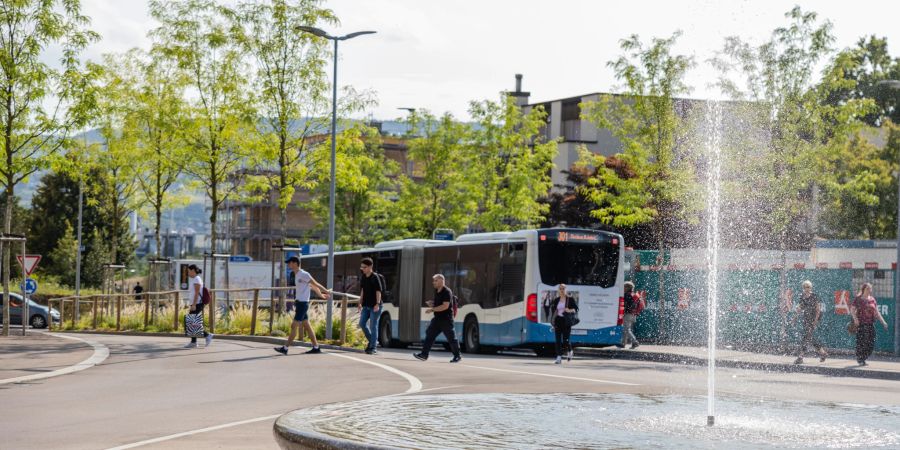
[{"left": 2, "top": 333, "right": 899, "bottom": 449}]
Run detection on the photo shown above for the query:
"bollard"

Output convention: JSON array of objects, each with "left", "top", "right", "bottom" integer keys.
[
  {"left": 251, "top": 289, "right": 259, "bottom": 336},
  {"left": 173, "top": 292, "right": 180, "bottom": 331},
  {"left": 143, "top": 294, "right": 150, "bottom": 329},
  {"left": 92, "top": 297, "right": 98, "bottom": 329},
  {"left": 116, "top": 294, "right": 122, "bottom": 331}
]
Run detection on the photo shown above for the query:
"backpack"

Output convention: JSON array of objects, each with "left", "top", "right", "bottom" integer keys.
[
  {"left": 632, "top": 292, "right": 645, "bottom": 315},
  {"left": 201, "top": 286, "right": 211, "bottom": 305}
]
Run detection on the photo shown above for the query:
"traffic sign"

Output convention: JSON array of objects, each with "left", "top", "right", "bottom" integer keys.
[
  {"left": 229, "top": 255, "right": 252, "bottom": 262},
  {"left": 16, "top": 254, "right": 41, "bottom": 276},
  {"left": 21, "top": 278, "right": 37, "bottom": 295}
]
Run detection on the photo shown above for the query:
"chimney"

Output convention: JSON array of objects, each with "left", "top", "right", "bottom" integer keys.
[{"left": 509, "top": 73, "right": 530, "bottom": 107}]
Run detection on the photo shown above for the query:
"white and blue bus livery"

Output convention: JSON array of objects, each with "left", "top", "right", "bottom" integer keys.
[{"left": 300, "top": 228, "right": 625, "bottom": 354}]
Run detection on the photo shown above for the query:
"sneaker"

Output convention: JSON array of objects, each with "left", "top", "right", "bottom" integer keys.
[
  {"left": 364, "top": 348, "right": 373, "bottom": 355},
  {"left": 859, "top": 360, "right": 867, "bottom": 366},
  {"left": 631, "top": 343, "right": 640, "bottom": 349},
  {"left": 555, "top": 356, "right": 562, "bottom": 364},
  {"left": 819, "top": 351, "right": 828, "bottom": 363},
  {"left": 413, "top": 352, "right": 428, "bottom": 361},
  {"left": 274, "top": 346, "right": 288, "bottom": 355},
  {"left": 567, "top": 350, "right": 573, "bottom": 361},
  {"left": 793, "top": 357, "right": 803, "bottom": 365},
  {"left": 205, "top": 334, "right": 214, "bottom": 346},
  {"left": 184, "top": 342, "right": 197, "bottom": 348},
  {"left": 615, "top": 344, "right": 625, "bottom": 349},
  {"left": 305, "top": 347, "right": 322, "bottom": 354},
  {"left": 370, "top": 348, "right": 378, "bottom": 355},
  {"left": 450, "top": 355, "right": 462, "bottom": 363}
]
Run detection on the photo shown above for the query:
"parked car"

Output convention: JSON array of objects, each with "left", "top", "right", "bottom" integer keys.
[{"left": 0, "top": 293, "right": 60, "bottom": 328}]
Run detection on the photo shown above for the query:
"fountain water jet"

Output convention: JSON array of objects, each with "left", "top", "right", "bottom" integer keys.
[{"left": 705, "top": 100, "right": 723, "bottom": 426}]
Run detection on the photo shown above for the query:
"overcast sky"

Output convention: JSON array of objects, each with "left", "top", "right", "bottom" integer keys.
[{"left": 80, "top": 0, "right": 899, "bottom": 120}]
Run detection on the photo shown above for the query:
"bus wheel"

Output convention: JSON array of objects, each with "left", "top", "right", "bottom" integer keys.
[
  {"left": 379, "top": 315, "right": 393, "bottom": 348},
  {"left": 463, "top": 317, "right": 481, "bottom": 354}
]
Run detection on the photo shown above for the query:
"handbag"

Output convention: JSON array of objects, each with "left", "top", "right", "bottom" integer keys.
[
  {"left": 847, "top": 322, "right": 858, "bottom": 335},
  {"left": 185, "top": 313, "right": 205, "bottom": 337},
  {"left": 563, "top": 311, "right": 580, "bottom": 327}
]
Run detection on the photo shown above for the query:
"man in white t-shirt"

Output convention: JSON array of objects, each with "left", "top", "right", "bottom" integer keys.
[{"left": 275, "top": 257, "right": 330, "bottom": 355}]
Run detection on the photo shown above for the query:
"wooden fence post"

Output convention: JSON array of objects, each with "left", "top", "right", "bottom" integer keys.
[
  {"left": 47, "top": 300, "right": 53, "bottom": 331},
  {"left": 71, "top": 299, "right": 77, "bottom": 328},
  {"left": 116, "top": 294, "right": 122, "bottom": 331},
  {"left": 268, "top": 290, "right": 274, "bottom": 335},
  {"left": 91, "top": 296, "right": 98, "bottom": 329},
  {"left": 173, "top": 292, "right": 180, "bottom": 331},
  {"left": 251, "top": 289, "right": 259, "bottom": 336},
  {"left": 340, "top": 297, "right": 348, "bottom": 345},
  {"left": 209, "top": 291, "right": 216, "bottom": 333},
  {"left": 143, "top": 293, "right": 150, "bottom": 329}
]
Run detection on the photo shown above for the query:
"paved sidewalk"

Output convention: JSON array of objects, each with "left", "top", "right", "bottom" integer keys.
[
  {"left": 578, "top": 344, "right": 900, "bottom": 380},
  {"left": 0, "top": 331, "right": 94, "bottom": 381}
]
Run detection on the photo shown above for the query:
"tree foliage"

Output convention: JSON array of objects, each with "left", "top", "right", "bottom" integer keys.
[
  {"left": 468, "top": 96, "right": 557, "bottom": 231},
  {"left": 580, "top": 31, "right": 698, "bottom": 254},
  {"left": 150, "top": 0, "right": 257, "bottom": 262}
]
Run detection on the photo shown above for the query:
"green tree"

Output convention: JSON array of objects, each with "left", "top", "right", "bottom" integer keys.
[
  {"left": 150, "top": 0, "right": 257, "bottom": 287},
  {"left": 48, "top": 221, "right": 78, "bottom": 287},
  {"left": 89, "top": 55, "right": 144, "bottom": 264},
  {"left": 310, "top": 125, "right": 401, "bottom": 247},
  {"left": 0, "top": 0, "right": 99, "bottom": 334},
  {"left": 579, "top": 32, "right": 697, "bottom": 341},
  {"left": 468, "top": 96, "right": 558, "bottom": 231},
  {"left": 28, "top": 169, "right": 103, "bottom": 275},
  {"left": 123, "top": 48, "right": 190, "bottom": 259},
  {"left": 825, "top": 36, "right": 900, "bottom": 126},
  {"left": 82, "top": 228, "right": 111, "bottom": 288},
  {"left": 393, "top": 111, "right": 476, "bottom": 237},
  {"left": 819, "top": 121, "right": 899, "bottom": 239},
  {"left": 235, "top": 0, "right": 340, "bottom": 245},
  {"left": 712, "top": 7, "right": 873, "bottom": 348}
]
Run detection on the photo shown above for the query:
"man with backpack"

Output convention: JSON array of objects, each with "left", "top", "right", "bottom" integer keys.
[
  {"left": 621, "top": 281, "right": 642, "bottom": 349},
  {"left": 358, "top": 257, "right": 384, "bottom": 354},
  {"left": 413, "top": 274, "right": 462, "bottom": 363}
]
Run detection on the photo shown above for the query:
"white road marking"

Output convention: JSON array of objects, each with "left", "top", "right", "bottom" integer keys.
[
  {"left": 0, "top": 333, "right": 109, "bottom": 385},
  {"left": 106, "top": 415, "right": 282, "bottom": 450},
  {"left": 460, "top": 364, "right": 641, "bottom": 386},
  {"left": 105, "top": 350, "right": 423, "bottom": 449},
  {"left": 328, "top": 352, "right": 423, "bottom": 394}
]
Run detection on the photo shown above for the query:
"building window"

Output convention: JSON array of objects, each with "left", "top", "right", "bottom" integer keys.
[{"left": 560, "top": 101, "right": 581, "bottom": 142}]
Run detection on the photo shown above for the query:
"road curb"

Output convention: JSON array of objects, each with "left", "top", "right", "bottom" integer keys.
[
  {"left": 575, "top": 348, "right": 900, "bottom": 381},
  {"left": 0, "top": 333, "right": 110, "bottom": 385},
  {"left": 57, "top": 330, "right": 365, "bottom": 354}
]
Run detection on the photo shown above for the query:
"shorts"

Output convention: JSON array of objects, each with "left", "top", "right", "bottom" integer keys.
[{"left": 293, "top": 301, "right": 309, "bottom": 322}]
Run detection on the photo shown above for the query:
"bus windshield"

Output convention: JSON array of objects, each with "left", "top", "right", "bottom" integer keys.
[{"left": 538, "top": 231, "right": 620, "bottom": 288}]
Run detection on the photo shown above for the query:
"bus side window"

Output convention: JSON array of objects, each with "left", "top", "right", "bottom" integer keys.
[
  {"left": 375, "top": 251, "right": 399, "bottom": 306},
  {"left": 499, "top": 243, "right": 526, "bottom": 307}
]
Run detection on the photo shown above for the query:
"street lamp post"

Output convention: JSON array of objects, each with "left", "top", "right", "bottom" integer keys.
[
  {"left": 296, "top": 26, "right": 375, "bottom": 340},
  {"left": 878, "top": 80, "right": 900, "bottom": 356}
]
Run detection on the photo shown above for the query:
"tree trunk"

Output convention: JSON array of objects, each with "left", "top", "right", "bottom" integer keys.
[{"left": 2, "top": 183, "right": 12, "bottom": 336}]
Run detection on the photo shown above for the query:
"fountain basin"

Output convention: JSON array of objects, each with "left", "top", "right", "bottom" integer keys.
[{"left": 273, "top": 393, "right": 900, "bottom": 449}]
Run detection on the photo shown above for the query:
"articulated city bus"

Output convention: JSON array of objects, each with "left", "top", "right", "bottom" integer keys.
[{"left": 301, "top": 228, "right": 626, "bottom": 354}]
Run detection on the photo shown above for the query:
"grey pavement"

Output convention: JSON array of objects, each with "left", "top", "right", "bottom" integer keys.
[
  {"left": 0, "top": 331, "right": 94, "bottom": 380},
  {"left": 577, "top": 343, "right": 900, "bottom": 380},
  {"left": 1, "top": 332, "right": 898, "bottom": 449}
]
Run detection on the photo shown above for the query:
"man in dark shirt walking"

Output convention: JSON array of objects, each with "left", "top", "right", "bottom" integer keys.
[
  {"left": 413, "top": 274, "right": 461, "bottom": 363},
  {"left": 794, "top": 280, "right": 827, "bottom": 364},
  {"left": 358, "top": 257, "right": 383, "bottom": 354}
]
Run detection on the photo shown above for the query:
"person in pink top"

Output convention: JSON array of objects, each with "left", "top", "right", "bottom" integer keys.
[{"left": 850, "top": 283, "right": 888, "bottom": 366}]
